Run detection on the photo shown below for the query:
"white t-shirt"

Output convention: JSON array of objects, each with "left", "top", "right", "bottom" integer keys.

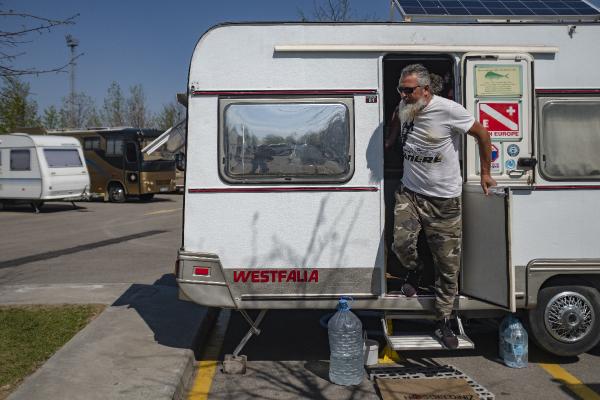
[{"left": 401, "top": 95, "right": 475, "bottom": 198}]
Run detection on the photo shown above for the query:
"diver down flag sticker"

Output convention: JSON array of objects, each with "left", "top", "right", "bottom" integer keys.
[{"left": 478, "top": 101, "right": 521, "bottom": 140}]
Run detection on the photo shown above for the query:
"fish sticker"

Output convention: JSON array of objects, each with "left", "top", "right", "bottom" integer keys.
[{"left": 485, "top": 71, "right": 509, "bottom": 79}]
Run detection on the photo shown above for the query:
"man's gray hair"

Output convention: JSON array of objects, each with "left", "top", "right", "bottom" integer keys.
[{"left": 400, "top": 64, "right": 431, "bottom": 87}]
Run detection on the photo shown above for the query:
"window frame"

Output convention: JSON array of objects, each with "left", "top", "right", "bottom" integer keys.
[
  {"left": 218, "top": 97, "right": 355, "bottom": 184},
  {"left": 10, "top": 149, "right": 31, "bottom": 171},
  {"left": 537, "top": 96, "right": 600, "bottom": 181}
]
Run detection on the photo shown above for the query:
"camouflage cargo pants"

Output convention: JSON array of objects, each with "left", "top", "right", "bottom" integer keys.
[{"left": 392, "top": 186, "right": 462, "bottom": 319}]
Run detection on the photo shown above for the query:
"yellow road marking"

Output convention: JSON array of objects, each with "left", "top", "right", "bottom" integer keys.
[
  {"left": 539, "top": 363, "right": 600, "bottom": 400},
  {"left": 379, "top": 344, "right": 404, "bottom": 364},
  {"left": 379, "top": 319, "right": 404, "bottom": 364},
  {"left": 144, "top": 208, "right": 180, "bottom": 216},
  {"left": 188, "top": 309, "right": 231, "bottom": 400}
]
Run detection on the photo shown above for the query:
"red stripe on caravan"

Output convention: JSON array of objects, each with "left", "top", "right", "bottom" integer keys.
[
  {"left": 534, "top": 185, "right": 600, "bottom": 190},
  {"left": 191, "top": 89, "right": 378, "bottom": 96},
  {"left": 536, "top": 89, "right": 600, "bottom": 95},
  {"left": 188, "top": 186, "right": 379, "bottom": 193}
]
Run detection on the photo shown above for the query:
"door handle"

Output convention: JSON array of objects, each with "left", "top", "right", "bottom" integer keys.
[{"left": 508, "top": 169, "right": 526, "bottom": 178}]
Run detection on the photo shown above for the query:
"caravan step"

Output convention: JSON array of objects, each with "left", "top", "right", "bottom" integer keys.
[{"left": 387, "top": 333, "right": 475, "bottom": 351}]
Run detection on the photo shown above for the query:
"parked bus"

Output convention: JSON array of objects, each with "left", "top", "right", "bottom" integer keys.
[{"left": 51, "top": 127, "right": 176, "bottom": 202}]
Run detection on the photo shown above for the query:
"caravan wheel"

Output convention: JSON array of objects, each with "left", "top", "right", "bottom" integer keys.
[
  {"left": 529, "top": 284, "right": 600, "bottom": 356},
  {"left": 108, "top": 183, "right": 126, "bottom": 203}
]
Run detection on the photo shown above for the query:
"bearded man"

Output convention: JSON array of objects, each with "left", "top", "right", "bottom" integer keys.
[{"left": 385, "top": 64, "right": 497, "bottom": 349}]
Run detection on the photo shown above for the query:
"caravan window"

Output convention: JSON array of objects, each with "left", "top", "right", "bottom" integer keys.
[
  {"left": 220, "top": 99, "right": 354, "bottom": 183},
  {"left": 106, "top": 138, "right": 123, "bottom": 156},
  {"left": 539, "top": 98, "right": 600, "bottom": 180},
  {"left": 10, "top": 149, "right": 30, "bottom": 171},
  {"left": 43, "top": 149, "right": 83, "bottom": 168}
]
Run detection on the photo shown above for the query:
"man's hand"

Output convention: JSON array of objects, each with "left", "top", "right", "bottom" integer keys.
[{"left": 481, "top": 173, "right": 497, "bottom": 195}]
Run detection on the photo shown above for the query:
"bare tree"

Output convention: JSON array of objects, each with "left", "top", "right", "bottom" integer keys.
[
  {"left": 0, "top": 7, "right": 81, "bottom": 77},
  {"left": 0, "top": 76, "right": 39, "bottom": 132},
  {"left": 154, "top": 101, "right": 185, "bottom": 131},
  {"left": 102, "top": 81, "right": 126, "bottom": 127},
  {"left": 300, "top": 0, "right": 378, "bottom": 21},
  {"left": 59, "top": 92, "right": 96, "bottom": 128},
  {"left": 126, "top": 84, "right": 151, "bottom": 128}
]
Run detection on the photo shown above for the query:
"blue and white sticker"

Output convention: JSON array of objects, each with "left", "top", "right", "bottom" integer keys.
[
  {"left": 505, "top": 159, "right": 517, "bottom": 170},
  {"left": 507, "top": 144, "right": 520, "bottom": 157}
]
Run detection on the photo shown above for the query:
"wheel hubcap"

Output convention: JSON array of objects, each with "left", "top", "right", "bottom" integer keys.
[
  {"left": 544, "top": 291, "right": 594, "bottom": 343},
  {"left": 111, "top": 188, "right": 124, "bottom": 202}
]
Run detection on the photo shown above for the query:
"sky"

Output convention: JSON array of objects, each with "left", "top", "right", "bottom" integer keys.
[
  {"left": 6, "top": 0, "right": 600, "bottom": 118},
  {"left": 5, "top": 1, "right": 391, "bottom": 116}
]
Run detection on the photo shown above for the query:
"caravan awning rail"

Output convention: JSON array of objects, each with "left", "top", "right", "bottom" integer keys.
[{"left": 274, "top": 44, "right": 559, "bottom": 54}]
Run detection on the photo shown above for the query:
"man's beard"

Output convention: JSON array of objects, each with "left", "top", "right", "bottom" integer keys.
[{"left": 398, "top": 97, "right": 427, "bottom": 123}]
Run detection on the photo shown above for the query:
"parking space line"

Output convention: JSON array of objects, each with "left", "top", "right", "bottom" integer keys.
[
  {"left": 188, "top": 309, "right": 231, "bottom": 400},
  {"left": 144, "top": 208, "right": 180, "bottom": 216},
  {"left": 539, "top": 363, "right": 600, "bottom": 400}
]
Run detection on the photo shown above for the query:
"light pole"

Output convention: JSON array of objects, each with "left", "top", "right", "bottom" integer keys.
[{"left": 65, "top": 34, "right": 79, "bottom": 128}]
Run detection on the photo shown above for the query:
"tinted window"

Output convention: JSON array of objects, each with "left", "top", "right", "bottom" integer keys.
[
  {"left": 10, "top": 149, "right": 30, "bottom": 171},
  {"left": 222, "top": 101, "right": 352, "bottom": 182},
  {"left": 125, "top": 142, "right": 138, "bottom": 163},
  {"left": 540, "top": 99, "right": 600, "bottom": 180},
  {"left": 84, "top": 137, "right": 100, "bottom": 150},
  {"left": 106, "top": 138, "right": 123, "bottom": 156},
  {"left": 43, "top": 149, "right": 83, "bottom": 168}
]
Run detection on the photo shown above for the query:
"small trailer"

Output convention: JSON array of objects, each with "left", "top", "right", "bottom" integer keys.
[
  {"left": 175, "top": 17, "right": 600, "bottom": 358},
  {"left": 0, "top": 133, "right": 89, "bottom": 212}
]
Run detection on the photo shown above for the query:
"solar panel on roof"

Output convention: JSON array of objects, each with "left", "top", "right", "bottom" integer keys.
[{"left": 395, "top": 0, "right": 600, "bottom": 19}]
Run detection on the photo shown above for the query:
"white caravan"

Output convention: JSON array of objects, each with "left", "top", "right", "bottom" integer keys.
[
  {"left": 175, "top": 21, "right": 600, "bottom": 357},
  {"left": 0, "top": 133, "right": 89, "bottom": 211}
]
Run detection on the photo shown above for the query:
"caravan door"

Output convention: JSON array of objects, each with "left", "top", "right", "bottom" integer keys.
[{"left": 459, "top": 53, "right": 533, "bottom": 312}]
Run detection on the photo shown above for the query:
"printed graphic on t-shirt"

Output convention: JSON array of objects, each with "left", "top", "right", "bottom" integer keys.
[
  {"left": 400, "top": 121, "right": 414, "bottom": 146},
  {"left": 403, "top": 146, "right": 443, "bottom": 164}
]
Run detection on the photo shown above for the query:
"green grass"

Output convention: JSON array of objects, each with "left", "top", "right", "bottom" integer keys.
[{"left": 0, "top": 304, "right": 104, "bottom": 398}]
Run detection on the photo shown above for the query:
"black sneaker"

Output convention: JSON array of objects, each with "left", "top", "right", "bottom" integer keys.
[
  {"left": 400, "top": 282, "right": 417, "bottom": 297},
  {"left": 434, "top": 318, "right": 459, "bottom": 349}
]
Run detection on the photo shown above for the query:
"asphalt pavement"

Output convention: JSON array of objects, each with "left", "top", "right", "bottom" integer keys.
[{"left": 1, "top": 195, "right": 218, "bottom": 400}]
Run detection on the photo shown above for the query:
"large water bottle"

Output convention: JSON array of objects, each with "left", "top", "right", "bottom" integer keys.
[
  {"left": 328, "top": 298, "right": 364, "bottom": 385},
  {"left": 499, "top": 314, "right": 528, "bottom": 368}
]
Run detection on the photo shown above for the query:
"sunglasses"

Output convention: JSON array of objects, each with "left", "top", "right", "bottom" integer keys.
[{"left": 396, "top": 85, "right": 421, "bottom": 95}]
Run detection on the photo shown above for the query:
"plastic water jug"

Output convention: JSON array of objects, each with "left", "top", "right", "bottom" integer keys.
[
  {"left": 328, "top": 298, "right": 364, "bottom": 385},
  {"left": 499, "top": 314, "right": 528, "bottom": 368}
]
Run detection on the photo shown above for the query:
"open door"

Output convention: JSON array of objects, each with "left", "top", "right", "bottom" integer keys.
[
  {"left": 461, "top": 185, "right": 514, "bottom": 311},
  {"left": 460, "top": 53, "right": 532, "bottom": 312}
]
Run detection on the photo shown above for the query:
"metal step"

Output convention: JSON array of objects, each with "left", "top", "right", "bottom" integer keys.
[
  {"left": 382, "top": 315, "right": 475, "bottom": 351},
  {"left": 387, "top": 333, "right": 475, "bottom": 350}
]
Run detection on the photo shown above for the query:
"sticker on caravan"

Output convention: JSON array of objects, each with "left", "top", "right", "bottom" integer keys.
[
  {"left": 478, "top": 101, "right": 521, "bottom": 140},
  {"left": 507, "top": 144, "right": 520, "bottom": 157},
  {"left": 505, "top": 159, "right": 517, "bottom": 170},
  {"left": 490, "top": 143, "right": 503, "bottom": 175}
]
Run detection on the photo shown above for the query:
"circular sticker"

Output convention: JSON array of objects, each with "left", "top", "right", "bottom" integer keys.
[
  {"left": 505, "top": 159, "right": 517, "bottom": 170},
  {"left": 507, "top": 144, "right": 520, "bottom": 157}
]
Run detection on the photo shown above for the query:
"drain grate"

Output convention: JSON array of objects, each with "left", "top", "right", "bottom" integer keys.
[{"left": 369, "top": 364, "right": 494, "bottom": 399}]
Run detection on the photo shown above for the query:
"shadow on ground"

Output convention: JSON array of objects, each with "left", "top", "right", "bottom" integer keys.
[{"left": 111, "top": 274, "right": 215, "bottom": 353}]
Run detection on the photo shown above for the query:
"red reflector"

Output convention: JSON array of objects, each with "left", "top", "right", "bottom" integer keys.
[{"left": 193, "top": 266, "right": 210, "bottom": 276}]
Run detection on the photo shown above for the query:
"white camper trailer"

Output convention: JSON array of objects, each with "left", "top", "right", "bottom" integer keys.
[
  {"left": 175, "top": 20, "right": 600, "bottom": 357},
  {"left": 0, "top": 133, "right": 89, "bottom": 211}
]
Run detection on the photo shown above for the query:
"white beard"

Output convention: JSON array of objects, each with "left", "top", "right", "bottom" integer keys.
[{"left": 398, "top": 97, "right": 428, "bottom": 123}]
